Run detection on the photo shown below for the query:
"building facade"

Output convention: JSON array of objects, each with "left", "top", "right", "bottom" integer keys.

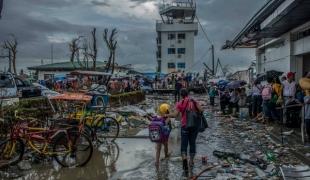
[
  {"left": 156, "top": 0, "right": 198, "bottom": 74},
  {"left": 223, "top": 0, "right": 310, "bottom": 80},
  {"left": 229, "top": 70, "right": 251, "bottom": 84}
]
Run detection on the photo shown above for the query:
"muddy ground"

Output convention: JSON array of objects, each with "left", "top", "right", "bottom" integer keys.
[{"left": 0, "top": 94, "right": 308, "bottom": 180}]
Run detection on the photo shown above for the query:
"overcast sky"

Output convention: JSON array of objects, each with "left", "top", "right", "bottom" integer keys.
[{"left": 0, "top": 0, "right": 267, "bottom": 73}]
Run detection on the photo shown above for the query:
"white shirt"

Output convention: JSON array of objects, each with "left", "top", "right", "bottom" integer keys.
[{"left": 282, "top": 80, "right": 296, "bottom": 97}]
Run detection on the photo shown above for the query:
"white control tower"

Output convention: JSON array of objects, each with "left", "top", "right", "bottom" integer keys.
[{"left": 156, "top": 0, "right": 198, "bottom": 74}]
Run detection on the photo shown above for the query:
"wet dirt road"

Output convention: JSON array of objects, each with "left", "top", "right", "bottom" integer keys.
[{"left": 1, "top": 95, "right": 306, "bottom": 179}]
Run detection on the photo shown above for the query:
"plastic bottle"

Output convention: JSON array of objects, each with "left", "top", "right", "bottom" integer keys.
[{"left": 266, "top": 151, "right": 276, "bottom": 162}]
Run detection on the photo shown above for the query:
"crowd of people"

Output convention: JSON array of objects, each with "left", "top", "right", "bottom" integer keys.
[
  {"left": 209, "top": 71, "right": 310, "bottom": 141},
  {"left": 150, "top": 72, "right": 310, "bottom": 177},
  {"left": 39, "top": 76, "right": 145, "bottom": 94},
  {"left": 152, "top": 73, "right": 204, "bottom": 90}
]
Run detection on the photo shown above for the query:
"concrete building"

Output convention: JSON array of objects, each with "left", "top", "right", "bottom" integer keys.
[
  {"left": 223, "top": 0, "right": 310, "bottom": 80},
  {"left": 156, "top": 0, "right": 198, "bottom": 74}
]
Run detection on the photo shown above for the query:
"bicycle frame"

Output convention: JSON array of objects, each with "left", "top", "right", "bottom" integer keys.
[{"left": 9, "top": 121, "right": 72, "bottom": 156}]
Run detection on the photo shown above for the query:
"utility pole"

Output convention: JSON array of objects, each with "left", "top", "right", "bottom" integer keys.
[
  {"left": 51, "top": 44, "right": 54, "bottom": 64},
  {"left": 211, "top": 45, "right": 215, "bottom": 76}
]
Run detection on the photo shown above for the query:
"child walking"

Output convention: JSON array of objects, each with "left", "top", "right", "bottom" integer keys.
[{"left": 149, "top": 103, "right": 172, "bottom": 170}]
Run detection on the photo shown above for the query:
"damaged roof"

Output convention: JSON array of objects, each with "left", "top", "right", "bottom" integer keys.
[{"left": 222, "top": 0, "right": 310, "bottom": 49}]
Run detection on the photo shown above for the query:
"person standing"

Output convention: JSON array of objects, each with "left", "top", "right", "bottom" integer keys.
[
  {"left": 220, "top": 90, "right": 230, "bottom": 114},
  {"left": 152, "top": 104, "right": 172, "bottom": 170},
  {"left": 282, "top": 72, "right": 296, "bottom": 103},
  {"left": 209, "top": 86, "right": 216, "bottom": 106},
  {"left": 229, "top": 89, "right": 239, "bottom": 116},
  {"left": 246, "top": 84, "right": 253, "bottom": 118},
  {"left": 282, "top": 72, "right": 297, "bottom": 124},
  {"left": 272, "top": 77, "right": 283, "bottom": 105},
  {"left": 252, "top": 80, "right": 263, "bottom": 118},
  {"left": 261, "top": 77, "right": 274, "bottom": 123},
  {"left": 238, "top": 88, "right": 248, "bottom": 119},
  {"left": 175, "top": 79, "right": 182, "bottom": 102},
  {"left": 166, "top": 89, "right": 203, "bottom": 176}
]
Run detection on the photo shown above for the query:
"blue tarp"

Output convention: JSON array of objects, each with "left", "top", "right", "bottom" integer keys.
[
  {"left": 142, "top": 72, "right": 166, "bottom": 80},
  {"left": 54, "top": 75, "right": 67, "bottom": 82}
]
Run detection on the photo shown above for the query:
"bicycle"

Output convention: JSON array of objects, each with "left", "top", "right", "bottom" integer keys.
[
  {"left": 0, "top": 116, "right": 93, "bottom": 169},
  {"left": 49, "top": 93, "right": 119, "bottom": 143}
]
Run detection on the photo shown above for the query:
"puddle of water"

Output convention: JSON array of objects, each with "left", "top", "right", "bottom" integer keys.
[{"left": 0, "top": 111, "right": 220, "bottom": 180}]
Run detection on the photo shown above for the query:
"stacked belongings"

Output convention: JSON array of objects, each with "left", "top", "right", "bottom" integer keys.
[{"left": 299, "top": 77, "right": 310, "bottom": 97}]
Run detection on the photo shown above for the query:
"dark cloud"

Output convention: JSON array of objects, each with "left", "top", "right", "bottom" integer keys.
[
  {"left": 0, "top": 0, "right": 267, "bottom": 73},
  {"left": 91, "top": 0, "right": 110, "bottom": 7}
]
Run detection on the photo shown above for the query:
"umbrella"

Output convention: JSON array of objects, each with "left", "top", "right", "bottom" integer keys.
[
  {"left": 217, "top": 80, "right": 229, "bottom": 86},
  {"left": 256, "top": 70, "right": 283, "bottom": 82},
  {"left": 227, "top": 80, "right": 247, "bottom": 89}
]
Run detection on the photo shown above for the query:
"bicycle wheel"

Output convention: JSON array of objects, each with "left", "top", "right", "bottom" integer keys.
[
  {"left": 95, "top": 117, "right": 119, "bottom": 143},
  {"left": 102, "top": 142, "right": 120, "bottom": 166},
  {"left": 53, "top": 131, "right": 93, "bottom": 167},
  {"left": 0, "top": 138, "right": 24, "bottom": 168},
  {"left": 84, "top": 125, "right": 95, "bottom": 142}
]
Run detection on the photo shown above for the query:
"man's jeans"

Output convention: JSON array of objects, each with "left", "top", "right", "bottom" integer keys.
[{"left": 181, "top": 127, "right": 198, "bottom": 158}]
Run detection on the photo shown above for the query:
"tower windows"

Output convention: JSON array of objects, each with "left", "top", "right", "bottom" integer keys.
[
  {"left": 168, "top": 63, "right": 176, "bottom": 69},
  {"left": 177, "top": 63, "right": 186, "bottom": 69},
  {"left": 168, "top": 33, "right": 176, "bottom": 40},
  {"left": 178, "top": 33, "right": 186, "bottom": 39},
  {"left": 177, "top": 48, "right": 186, "bottom": 54},
  {"left": 168, "top": 48, "right": 176, "bottom": 54}
]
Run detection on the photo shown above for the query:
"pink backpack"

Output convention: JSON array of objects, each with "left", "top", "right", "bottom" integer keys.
[
  {"left": 148, "top": 117, "right": 170, "bottom": 143},
  {"left": 262, "top": 85, "right": 272, "bottom": 100}
]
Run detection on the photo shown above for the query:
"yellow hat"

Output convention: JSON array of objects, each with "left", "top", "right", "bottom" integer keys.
[{"left": 159, "top": 103, "right": 170, "bottom": 115}]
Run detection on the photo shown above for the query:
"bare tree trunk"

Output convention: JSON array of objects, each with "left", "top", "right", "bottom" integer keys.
[
  {"left": 12, "top": 51, "right": 16, "bottom": 74},
  {"left": 103, "top": 28, "right": 117, "bottom": 86},
  {"left": 69, "top": 37, "right": 82, "bottom": 63},
  {"left": 103, "top": 28, "right": 117, "bottom": 74},
  {"left": 8, "top": 50, "right": 11, "bottom": 73},
  {"left": 91, "top": 28, "right": 97, "bottom": 70},
  {"left": 3, "top": 36, "right": 18, "bottom": 74},
  {"left": 70, "top": 50, "right": 75, "bottom": 62}
]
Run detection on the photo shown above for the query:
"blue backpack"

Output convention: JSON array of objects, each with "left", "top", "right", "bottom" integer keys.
[{"left": 148, "top": 116, "right": 170, "bottom": 143}]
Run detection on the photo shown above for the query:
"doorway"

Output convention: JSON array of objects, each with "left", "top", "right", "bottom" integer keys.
[{"left": 303, "top": 54, "right": 310, "bottom": 76}]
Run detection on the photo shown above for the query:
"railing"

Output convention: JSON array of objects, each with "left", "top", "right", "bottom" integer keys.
[
  {"left": 160, "top": 1, "right": 196, "bottom": 11},
  {"left": 156, "top": 19, "right": 197, "bottom": 24}
]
